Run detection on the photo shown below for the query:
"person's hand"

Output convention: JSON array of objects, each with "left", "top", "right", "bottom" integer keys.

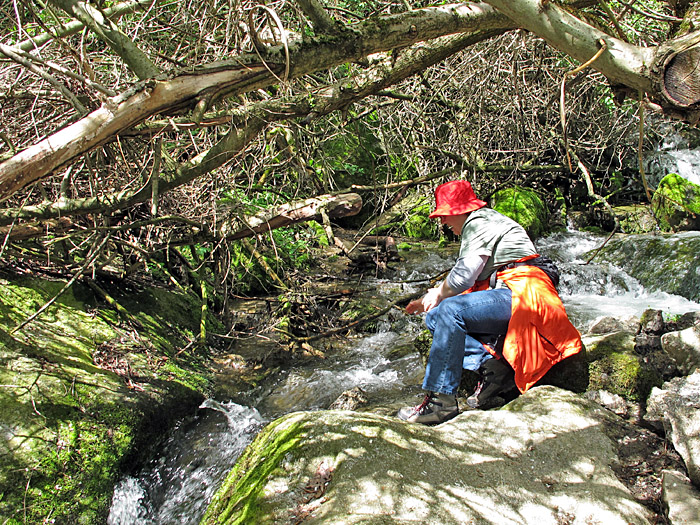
[
  {"left": 406, "top": 299, "right": 425, "bottom": 315},
  {"left": 421, "top": 287, "right": 442, "bottom": 312}
]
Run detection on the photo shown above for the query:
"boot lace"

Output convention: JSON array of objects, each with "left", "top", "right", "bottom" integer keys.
[{"left": 409, "top": 393, "right": 436, "bottom": 417}]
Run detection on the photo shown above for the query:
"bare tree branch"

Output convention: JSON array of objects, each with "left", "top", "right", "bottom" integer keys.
[
  {"left": 49, "top": 0, "right": 160, "bottom": 79},
  {"left": 0, "top": 2, "right": 515, "bottom": 201},
  {"left": 16, "top": 0, "right": 155, "bottom": 52}
]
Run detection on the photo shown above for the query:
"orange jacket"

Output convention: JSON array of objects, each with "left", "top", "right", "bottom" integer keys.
[{"left": 473, "top": 264, "right": 583, "bottom": 393}]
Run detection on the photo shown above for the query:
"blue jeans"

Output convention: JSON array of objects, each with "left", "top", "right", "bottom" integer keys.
[{"left": 423, "top": 289, "right": 512, "bottom": 395}]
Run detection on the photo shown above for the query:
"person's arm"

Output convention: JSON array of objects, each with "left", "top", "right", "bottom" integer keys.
[{"left": 406, "top": 253, "right": 488, "bottom": 314}]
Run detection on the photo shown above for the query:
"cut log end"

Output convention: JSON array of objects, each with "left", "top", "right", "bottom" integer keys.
[{"left": 663, "top": 46, "right": 700, "bottom": 107}]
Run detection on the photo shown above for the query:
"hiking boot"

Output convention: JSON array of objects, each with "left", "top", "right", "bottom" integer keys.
[
  {"left": 466, "top": 358, "right": 517, "bottom": 409},
  {"left": 397, "top": 393, "right": 459, "bottom": 424}
]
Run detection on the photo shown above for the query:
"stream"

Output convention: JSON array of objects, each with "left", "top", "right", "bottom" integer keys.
[{"left": 107, "top": 230, "right": 700, "bottom": 524}]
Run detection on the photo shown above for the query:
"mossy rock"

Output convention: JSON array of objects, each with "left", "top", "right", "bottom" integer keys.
[
  {"left": 651, "top": 173, "right": 700, "bottom": 232},
  {"left": 583, "top": 331, "right": 662, "bottom": 402},
  {"left": 202, "top": 390, "right": 651, "bottom": 524},
  {"left": 612, "top": 204, "right": 658, "bottom": 234},
  {"left": 369, "top": 193, "right": 436, "bottom": 239},
  {"left": 490, "top": 187, "right": 549, "bottom": 239},
  {"left": 590, "top": 231, "right": 700, "bottom": 302},
  {"left": 0, "top": 272, "right": 212, "bottom": 524}
]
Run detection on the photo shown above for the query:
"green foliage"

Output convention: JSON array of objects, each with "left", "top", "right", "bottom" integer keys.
[
  {"left": 307, "top": 221, "right": 330, "bottom": 246},
  {"left": 217, "top": 188, "right": 318, "bottom": 293},
  {"left": 227, "top": 227, "right": 313, "bottom": 295},
  {"left": 314, "top": 113, "right": 385, "bottom": 190},
  {"left": 272, "top": 227, "right": 312, "bottom": 269},
  {"left": 608, "top": 0, "right": 671, "bottom": 43},
  {"left": 402, "top": 203, "right": 437, "bottom": 239}
]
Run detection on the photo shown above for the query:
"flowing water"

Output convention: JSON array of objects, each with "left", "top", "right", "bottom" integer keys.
[
  {"left": 108, "top": 230, "right": 700, "bottom": 524},
  {"left": 643, "top": 130, "right": 700, "bottom": 187}
]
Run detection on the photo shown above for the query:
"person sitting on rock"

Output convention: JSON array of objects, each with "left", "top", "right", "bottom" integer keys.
[{"left": 398, "top": 180, "right": 582, "bottom": 424}]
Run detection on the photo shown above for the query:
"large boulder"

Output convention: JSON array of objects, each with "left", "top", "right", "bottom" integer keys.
[
  {"left": 660, "top": 322, "right": 700, "bottom": 375},
  {"left": 590, "top": 232, "right": 700, "bottom": 302},
  {"left": 203, "top": 387, "right": 654, "bottom": 524},
  {"left": 646, "top": 372, "right": 700, "bottom": 487},
  {"left": 662, "top": 469, "right": 700, "bottom": 525},
  {"left": 651, "top": 173, "right": 700, "bottom": 232}
]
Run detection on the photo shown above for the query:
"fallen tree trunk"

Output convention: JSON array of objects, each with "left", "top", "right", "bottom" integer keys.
[
  {"left": 220, "top": 193, "right": 363, "bottom": 240},
  {"left": 484, "top": 0, "right": 700, "bottom": 122},
  {"left": 0, "top": 2, "right": 513, "bottom": 201}
]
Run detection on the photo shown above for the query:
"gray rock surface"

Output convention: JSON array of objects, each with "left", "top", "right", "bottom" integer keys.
[
  {"left": 647, "top": 372, "right": 700, "bottom": 486},
  {"left": 203, "top": 387, "right": 653, "bottom": 524},
  {"left": 661, "top": 323, "right": 700, "bottom": 375},
  {"left": 662, "top": 469, "right": 700, "bottom": 525}
]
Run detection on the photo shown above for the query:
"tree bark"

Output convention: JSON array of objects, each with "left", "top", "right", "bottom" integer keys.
[
  {"left": 220, "top": 193, "right": 363, "bottom": 240},
  {"left": 0, "top": 30, "right": 496, "bottom": 226},
  {"left": 5, "top": 0, "right": 699, "bottom": 206},
  {"left": 50, "top": 0, "right": 160, "bottom": 80}
]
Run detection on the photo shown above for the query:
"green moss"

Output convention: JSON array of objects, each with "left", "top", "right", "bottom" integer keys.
[
  {"left": 584, "top": 333, "right": 661, "bottom": 402},
  {"left": 612, "top": 204, "right": 657, "bottom": 234},
  {"left": 202, "top": 415, "right": 306, "bottom": 524},
  {"left": 491, "top": 187, "right": 549, "bottom": 239},
  {"left": 0, "top": 272, "right": 211, "bottom": 523},
  {"left": 402, "top": 203, "right": 437, "bottom": 239},
  {"left": 651, "top": 173, "right": 700, "bottom": 231}
]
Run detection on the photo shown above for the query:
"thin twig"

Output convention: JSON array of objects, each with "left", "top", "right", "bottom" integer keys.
[
  {"left": 638, "top": 91, "right": 652, "bottom": 202},
  {"left": 560, "top": 39, "right": 608, "bottom": 171}
]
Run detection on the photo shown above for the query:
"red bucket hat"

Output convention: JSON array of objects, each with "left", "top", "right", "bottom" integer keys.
[{"left": 429, "top": 180, "right": 487, "bottom": 218}]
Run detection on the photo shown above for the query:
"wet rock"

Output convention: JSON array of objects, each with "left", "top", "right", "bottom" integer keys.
[
  {"left": 662, "top": 469, "right": 700, "bottom": 525},
  {"left": 661, "top": 322, "right": 700, "bottom": 375},
  {"left": 613, "top": 204, "right": 658, "bottom": 234},
  {"left": 639, "top": 309, "right": 666, "bottom": 335},
  {"left": 328, "top": 386, "right": 368, "bottom": 411},
  {"left": 589, "top": 316, "right": 625, "bottom": 334},
  {"left": 203, "top": 387, "right": 656, "bottom": 525},
  {"left": 592, "top": 232, "right": 700, "bottom": 302},
  {"left": 646, "top": 372, "right": 700, "bottom": 486}
]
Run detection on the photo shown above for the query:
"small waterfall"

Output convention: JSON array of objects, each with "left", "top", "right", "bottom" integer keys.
[
  {"left": 108, "top": 402, "right": 264, "bottom": 525},
  {"left": 643, "top": 131, "right": 700, "bottom": 187},
  {"left": 536, "top": 231, "right": 700, "bottom": 330}
]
